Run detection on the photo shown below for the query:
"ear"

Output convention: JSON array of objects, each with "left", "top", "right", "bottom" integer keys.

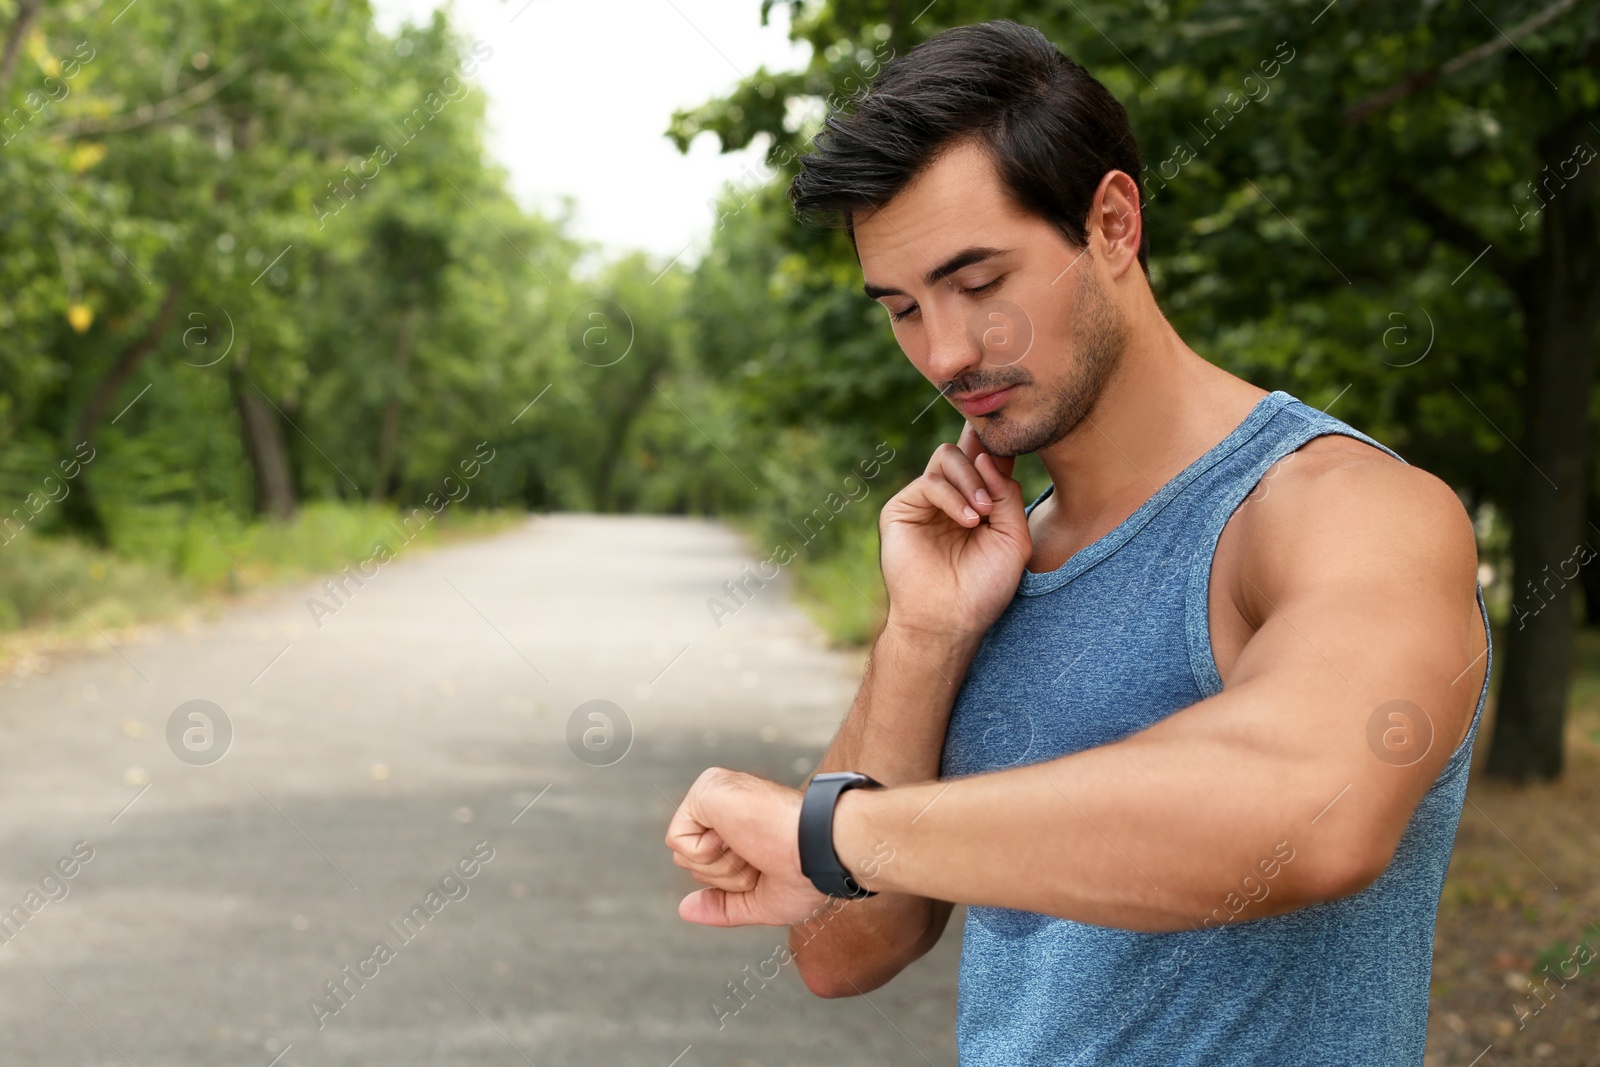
[{"left": 1089, "top": 170, "right": 1143, "bottom": 280}]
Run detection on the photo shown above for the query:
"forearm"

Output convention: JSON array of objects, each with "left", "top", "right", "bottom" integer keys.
[
  {"left": 830, "top": 685, "right": 1393, "bottom": 933},
  {"left": 812, "top": 622, "right": 979, "bottom": 782},
  {"left": 789, "top": 624, "right": 977, "bottom": 995}
]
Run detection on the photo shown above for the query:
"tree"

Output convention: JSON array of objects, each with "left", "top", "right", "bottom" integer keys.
[{"left": 674, "top": 0, "right": 1600, "bottom": 778}]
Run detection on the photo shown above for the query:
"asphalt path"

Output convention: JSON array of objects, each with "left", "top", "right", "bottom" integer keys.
[{"left": 0, "top": 514, "right": 961, "bottom": 1066}]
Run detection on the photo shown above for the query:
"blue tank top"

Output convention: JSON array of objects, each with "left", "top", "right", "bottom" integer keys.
[{"left": 939, "top": 389, "right": 1491, "bottom": 1066}]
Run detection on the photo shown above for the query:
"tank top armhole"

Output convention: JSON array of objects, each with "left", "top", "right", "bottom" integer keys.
[{"left": 1183, "top": 410, "right": 1411, "bottom": 701}]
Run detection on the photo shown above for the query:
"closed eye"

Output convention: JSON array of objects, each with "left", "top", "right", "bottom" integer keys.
[{"left": 886, "top": 277, "right": 1003, "bottom": 323}]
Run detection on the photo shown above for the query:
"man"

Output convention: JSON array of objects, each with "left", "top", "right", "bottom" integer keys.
[{"left": 665, "top": 19, "right": 1491, "bottom": 1066}]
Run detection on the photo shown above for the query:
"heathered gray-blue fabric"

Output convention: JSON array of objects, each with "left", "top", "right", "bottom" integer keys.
[{"left": 938, "top": 389, "right": 1492, "bottom": 1066}]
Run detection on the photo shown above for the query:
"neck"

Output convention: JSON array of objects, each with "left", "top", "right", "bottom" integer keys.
[{"left": 1032, "top": 306, "right": 1265, "bottom": 536}]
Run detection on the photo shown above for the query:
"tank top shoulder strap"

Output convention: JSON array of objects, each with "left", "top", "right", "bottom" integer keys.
[
  {"left": 1182, "top": 391, "right": 1491, "bottom": 788},
  {"left": 1183, "top": 392, "right": 1412, "bottom": 699}
]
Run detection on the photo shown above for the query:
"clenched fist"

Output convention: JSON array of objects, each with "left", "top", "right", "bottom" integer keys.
[{"left": 666, "top": 767, "right": 827, "bottom": 927}]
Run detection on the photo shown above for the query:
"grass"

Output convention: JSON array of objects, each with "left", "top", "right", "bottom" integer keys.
[
  {"left": 0, "top": 502, "right": 521, "bottom": 672},
  {"left": 790, "top": 524, "right": 887, "bottom": 647}
]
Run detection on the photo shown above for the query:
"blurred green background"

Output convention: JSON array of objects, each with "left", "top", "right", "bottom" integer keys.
[
  {"left": 2, "top": 0, "right": 1598, "bottom": 789},
  {"left": 3, "top": 2, "right": 1600, "bottom": 1061}
]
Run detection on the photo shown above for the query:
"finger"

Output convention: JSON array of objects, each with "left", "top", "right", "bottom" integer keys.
[
  {"left": 956, "top": 421, "right": 983, "bottom": 461},
  {"left": 973, "top": 451, "right": 1020, "bottom": 502},
  {"left": 960, "top": 420, "right": 1016, "bottom": 480},
  {"left": 663, "top": 766, "right": 732, "bottom": 857},
  {"left": 929, "top": 442, "right": 995, "bottom": 511},
  {"left": 675, "top": 849, "right": 757, "bottom": 890},
  {"left": 671, "top": 841, "right": 757, "bottom": 890},
  {"left": 671, "top": 825, "right": 731, "bottom": 866},
  {"left": 678, "top": 886, "right": 767, "bottom": 928},
  {"left": 690, "top": 865, "right": 760, "bottom": 891},
  {"left": 974, "top": 453, "right": 1029, "bottom": 541},
  {"left": 668, "top": 830, "right": 752, "bottom": 888},
  {"left": 910, "top": 474, "right": 982, "bottom": 527}
]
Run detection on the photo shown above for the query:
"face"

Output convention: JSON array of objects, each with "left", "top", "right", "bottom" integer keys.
[{"left": 855, "top": 139, "right": 1130, "bottom": 457}]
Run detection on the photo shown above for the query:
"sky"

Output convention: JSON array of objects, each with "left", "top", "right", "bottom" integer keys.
[{"left": 371, "top": 0, "right": 812, "bottom": 263}]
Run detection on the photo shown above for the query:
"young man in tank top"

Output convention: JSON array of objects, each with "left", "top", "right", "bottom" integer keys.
[{"left": 664, "top": 20, "right": 1491, "bottom": 1065}]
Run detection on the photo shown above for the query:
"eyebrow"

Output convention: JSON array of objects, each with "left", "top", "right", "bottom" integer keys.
[{"left": 862, "top": 245, "right": 1011, "bottom": 300}]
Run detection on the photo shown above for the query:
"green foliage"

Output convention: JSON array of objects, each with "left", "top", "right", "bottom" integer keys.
[
  {"left": 0, "top": 528, "right": 184, "bottom": 633},
  {"left": 676, "top": 0, "right": 1600, "bottom": 643},
  {"left": 787, "top": 515, "right": 885, "bottom": 646},
  {"left": 0, "top": 0, "right": 729, "bottom": 645},
  {"left": 0, "top": 501, "right": 517, "bottom": 635}
]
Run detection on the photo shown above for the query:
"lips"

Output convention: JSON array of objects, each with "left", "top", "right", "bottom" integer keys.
[{"left": 953, "top": 385, "right": 1016, "bottom": 417}]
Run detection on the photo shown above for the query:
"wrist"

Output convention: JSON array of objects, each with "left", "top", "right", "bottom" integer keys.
[
  {"left": 879, "top": 615, "right": 984, "bottom": 662},
  {"left": 832, "top": 786, "right": 899, "bottom": 894}
]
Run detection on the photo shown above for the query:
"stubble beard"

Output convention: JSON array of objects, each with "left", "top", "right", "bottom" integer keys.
[{"left": 974, "top": 267, "right": 1129, "bottom": 458}]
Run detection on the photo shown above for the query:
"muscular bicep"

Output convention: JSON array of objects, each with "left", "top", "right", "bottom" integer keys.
[{"left": 1207, "top": 450, "right": 1485, "bottom": 877}]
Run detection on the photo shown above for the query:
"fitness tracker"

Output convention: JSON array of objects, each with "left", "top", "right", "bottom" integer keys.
[{"left": 799, "top": 771, "right": 884, "bottom": 899}]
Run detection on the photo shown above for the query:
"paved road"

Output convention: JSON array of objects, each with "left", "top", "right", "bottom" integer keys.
[{"left": 0, "top": 515, "right": 960, "bottom": 1066}]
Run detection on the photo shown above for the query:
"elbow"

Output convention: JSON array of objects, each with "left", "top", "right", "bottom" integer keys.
[
  {"left": 798, "top": 964, "right": 861, "bottom": 1000},
  {"left": 794, "top": 951, "right": 895, "bottom": 999},
  {"left": 791, "top": 936, "right": 913, "bottom": 1000},
  {"left": 1296, "top": 835, "right": 1394, "bottom": 904}
]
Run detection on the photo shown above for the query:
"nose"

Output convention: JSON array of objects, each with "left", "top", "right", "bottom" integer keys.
[{"left": 921, "top": 301, "right": 984, "bottom": 387}]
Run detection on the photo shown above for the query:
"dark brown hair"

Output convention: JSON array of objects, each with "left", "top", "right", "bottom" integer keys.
[{"left": 790, "top": 19, "right": 1148, "bottom": 274}]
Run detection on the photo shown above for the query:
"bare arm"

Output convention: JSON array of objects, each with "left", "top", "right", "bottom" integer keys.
[
  {"left": 665, "top": 447, "right": 1487, "bottom": 937},
  {"left": 786, "top": 627, "right": 973, "bottom": 996},
  {"left": 787, "top": 422, "right": 1033, "bottom": 995},
  {"left": 829, "top": 453, "right": 1487, "bottom": 926},
  {"left": 744, "top": 423, "right": 1032, "bottom": 995}
]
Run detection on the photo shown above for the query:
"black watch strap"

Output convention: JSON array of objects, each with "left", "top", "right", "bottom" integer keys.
[{"left": 799, "top": 771, "right": 884, "bottom": 899}]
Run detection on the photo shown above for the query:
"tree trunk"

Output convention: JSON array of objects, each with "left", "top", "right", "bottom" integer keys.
[
  {"left": 370, "top": 305, "right": 417, "bottom": 503},
  {"left": 72, "top": 283, "right": 182, "bottom": 445},
  {"left": 63, "top": 283, "right": 183, "bottom": 544},
  {"left": 0, "top": 1, "right": 42, "bottom": 96},
  {"left": 1484, "top": 134, "right": 1600, "bottom": 782},
  {"left": 230, "top": 347, "right": 297, "bottom": 522},
  {"left": 1584, "top": 486, "right": 1600, "bottom": 626}
]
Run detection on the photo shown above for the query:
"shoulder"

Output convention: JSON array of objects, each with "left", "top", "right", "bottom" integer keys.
[{"left": 1230, "top": 433, "right": 1478, "bottom": 622}]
